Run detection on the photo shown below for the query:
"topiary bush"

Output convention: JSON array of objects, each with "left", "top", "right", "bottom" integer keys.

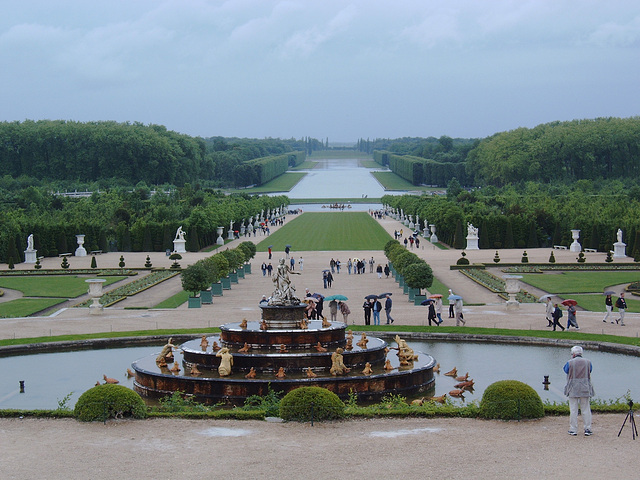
[
  {"left": 456, "top": 251, "right": 470, "bottom": 265},
  {"left": 548, "top": 251, "right": 556, "bottom": 263},
  {"left": 74, "top": 384, "right": 148, "bottom": 422},
  {"left": 493, "top": 251, "right": 500, "bottom": 263},
  {"left": 279, "top": 387, "right": 345, "bottom": 422},
  {"left": 479, "top": 380, "right": 544, "bottom": 420},
  {"left": 521, "top": 251, "right": 529, "bottom": 263}
]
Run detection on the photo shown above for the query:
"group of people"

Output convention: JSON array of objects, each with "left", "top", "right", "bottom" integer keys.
[
  {"left": 362, "top": 294, "right": 394, "bottom": 326},
  {"left": 545, "top": 292, "right": 628, "bottom": 331}
]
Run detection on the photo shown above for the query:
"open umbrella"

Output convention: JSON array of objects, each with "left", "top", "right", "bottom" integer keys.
[
  {"left": 448, "top": 294, "right": 463, "bottom": 301},
  {"left": 302, "top": 297, "right": 317, "bottom": 303},
  {"left": 378, "top": 292, "right": 393, "bottom": 297},
  {"left": 285, "top": 244, "right": 291, "bottom": 248},
  {"left": 603, "top": 291, "right": 615, "bottom": 295},
  {"left": 325, "top": 294, "right": 348, "bottom": 301},
  {"left": 364, "top": 294, "right": 378, "bottom": 300},
  {"left": 538, "top": 294, "right": 554, "bottom": 302},
  {"left": 421, "top": 299, "right": 435, "bottom": 305},
  {"left": 561, "top": 299, "right": 578, "bottom": 306},
  {"left": 322, "top": 269, "right": 331, "bottom": 272},
  {"left": 312, "top": 293, "right": 325, "bottom": 300},
  {"left": 428, "top": 294, "right": 443, "bottom": 298},
  {"left": 268, "top": 245, "right": 273, "bottom": 248}
]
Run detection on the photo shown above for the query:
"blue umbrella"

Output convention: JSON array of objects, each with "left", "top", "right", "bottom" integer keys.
[
  {"left": 448, "top": 294, "right": 463, "bottom": 301},
  {"left": 421, "top": 299, "right": 435, "bottom": 305}
]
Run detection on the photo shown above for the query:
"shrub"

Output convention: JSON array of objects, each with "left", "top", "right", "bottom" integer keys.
[
  {"left": 119, "top": 255, "right": 126, "bottom": 269},
  {"left": 145, "top": 255, "right": 152, "bottom": 268},
  {"left": 74, "top": 384, "right": 147, "bottom": 422},
  {"left": 605, "top": 251, "right": 613, "bottom": 263},
  {"left": 521, "top": 251, "right": 529, "bottom": 263},
  {"left": 456, "top": 251, "right": 470, "bottom": 265},
  {"left": 60, "top": 256, "right": 69, "bottom": 269},
  {"left": 493, "top": 251, "right": 500, "bottom": 263},
  {"left": 479, "top": 380, "right": 544, "bottom": 420},
  {"left": 279, "top": 387, "right": 345, "bottom": 422},
  {"left": 8, "top": 257, "right": 15, "bottom": 269},
  {"left": 34, "top": 258, "right": 42, "bottom": 270},
  {"left": 577, "top": 252, "right": 586, "bottom": 263},
  {"left": 548, "top": 251, "right": 556, "bottom": 263},
  {"left": 91, "top": 256, "right": 97, "bottom": 269}
]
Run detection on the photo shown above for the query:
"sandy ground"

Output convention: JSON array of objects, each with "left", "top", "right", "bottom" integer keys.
[{"left": 1, "top": 213, "right": 639, "bottom": 478}]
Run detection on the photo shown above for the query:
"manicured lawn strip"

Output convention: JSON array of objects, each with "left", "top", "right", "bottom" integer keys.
[
  {"left": 426, "top": 276, "right": 451, "bottom": 297},
  {"left": 2, "top": 325, "right": 638, "bottom": 349},
  {"left": 0, "top": 275, "right": 126, "bottom": 298},
  {"left": 567, "top": 294, "right": 640, "bottom": 313},
  {"left": 226, "top": 172, "right": 306, "bottom": 193},
  {"left": 290, "top": 161, "right": 318, "bottom": 170},
  {"left": 371, "top": 172, "right": 441, "bottom": 192},
  {"left": 0, "top": 298, "right": 67, "bottom": 318},
  {"left": 360, "top": 160, "right": 381, "bottom": 168},
  {"left": 154, "top": 290, "right": 190, "bottom": 309},
  {"left": 256, "top": 212, "right": 392, "bottom": 252},
  {"left": 309, "top": 151, "right": 372, "bottom": 159},
  {"left": 519, "top": 271, "right": 640, "bottom": 294}
]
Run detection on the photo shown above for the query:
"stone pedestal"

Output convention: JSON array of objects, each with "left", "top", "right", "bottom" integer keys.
[
  {"left": 466, "top": 236, "right": 479, "bottom": 250},
  {"left": 228, "top": 229, "right": 235, "bottom": 240},
  {"left": 613, "top": 242, "right": 627, "bottom": 258},
  {"left": 75, "top": 234, "right": 87, "bottom": 257},
  {"left": 504, "top": 275, "right": 522, "bottom": 309},
  {"left": 569, "top": 229, "right": 581, "bottom": 253},
  {"left": 24, "top": 249, "right": 37, "bottom": 264},
  {"left": 216, "top": 226, "right": 224, "bottom": 246},
  {"left": 173, "top": 239, "right": 187, "bottom": 254}
]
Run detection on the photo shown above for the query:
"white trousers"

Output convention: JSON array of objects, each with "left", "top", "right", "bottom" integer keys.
[
  {"left": 603, "top": 305, "right": 612, "bottom": 322},
  {"left": 569, "top": 397, "right": 592, "bottom": 432}
]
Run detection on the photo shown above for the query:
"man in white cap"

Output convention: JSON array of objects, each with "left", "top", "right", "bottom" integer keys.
[{"left": 563, "top": 345, "right": 594, "bottom": 436}]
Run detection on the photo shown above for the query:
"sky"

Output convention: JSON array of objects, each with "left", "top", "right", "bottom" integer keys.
[{"left": 1, "top": 0, "right": 639, "bottom": 142}]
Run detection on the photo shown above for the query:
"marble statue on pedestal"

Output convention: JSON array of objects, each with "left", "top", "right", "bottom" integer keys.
[
  {"left": 24, "top": 233, "right": 37, "bottom": 263},
  {"left": 613, "top": 228, "right": 627, "bottom": 258},
  {"left": 466, "top": 223, "right": 479, "bottom": 250},
  {"left": 173, "top": 226, "right": 187, "bottom": 253}
]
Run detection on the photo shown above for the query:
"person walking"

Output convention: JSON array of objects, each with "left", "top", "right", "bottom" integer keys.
[
  {"left": 261, "top": 262, "right": 267, "bottom": 276},
  {"left": 322, "top": 271, "right": 328, "bottom": 289},
  {"left": 347, "top": 259, "right": 352, "bottom": 275},
  {"left": 552, "top": 304, "right": 565, "bottom": 331},
  {"left": 336, "top": 259, "right": 341, "bottom": 273},
  {"left": 372, "top": 298, "right": 382, "bottom": 325},
  {"left": 448, "top": 289, "right": 455, "bottom": 318},
  {"left": 566, "top": 304, "right": 579, "bottom": 330},
  {"left": 268, "top": 246, "right": 272, "bottom": 259},
  {"left": 545, "top": 298, "right": 554, "bottom": 327},
  {"left": 267, "top": 263, "right": 273, "bottom": 276},
  {"left": 327, "top": 271, "right": 333, "bottom": 288},
  {"left": 428, "top": 301, "right": 438, "bottom": 326},
  {"left": 290, "top": 256, "right": 295, "bottom": 271},
  {"left": 298, "top": 256, "right": 303, "bottom": 271},
  {"left": 384, "top": 294, "right": 394, "bottom": 324},
  {"left": 603, "top": 294, "right": 613, "bottom": 323},
  {"left": 339, "top": 301, "right": 351, "bottom": 324},
  {"left": 329, "top": 299, "right": 338, "bottom": 322},
  {"left": 564, "top": 346, "right": 594, "bottom": 436},
  {"left": 435, "top": 296, "right": 444, "bottom": 325},
  {"left": 285, "top": 245, "right": 290, "bottom": 258},
  {"left": 369, "top": 257, "right": 375, "bottom": 273},
  {"left": 384, "top": 264, "right": 390, "bottom": 278},
  {"left": 454, "top": 298, "right": 465, "bottom": 326},
  {"left": 376, "top": 264, "right": 383, "bottom": 278},
  {"left": 362, "top": 299, "right": 372, "bottom": 325},
  {"left": 330, "top": 258, "right": 336, "bottom": 273},
  {"left": 615, "top": 292, "right": 627, "bottom": 326}
]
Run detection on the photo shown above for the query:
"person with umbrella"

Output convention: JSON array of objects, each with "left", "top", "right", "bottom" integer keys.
[
  {"left": 372, "top": 296, "right": 383, "bottom": 325},
  {"left": 427, "top": 299, "right": 438, "bottom": 326},
  {"left": 448, "top": 289, "right": 455, "bottom": 318},
  {"left": 552, "top": 303, "right": 565, "bottom": 331},
  {"left": 544, "top": 296, "right": 554, "bottom": 327},
  {"left": 339, "top": 301, "right": 351, "bottom": 324},
  {"left": 430, "top": 294, "right": 444, "bottom": 325},
  {"left": 603, "top": 292, "right": 614, "bottom": 323},
  {"left": 564, "top": 300, "right": 579, "bottom": 330},
  {"left": 329, "top": 298, "right": 339, "bottom": 322},
  {"left": 362, "top": 297, "right": 372, "bottom": 325}
]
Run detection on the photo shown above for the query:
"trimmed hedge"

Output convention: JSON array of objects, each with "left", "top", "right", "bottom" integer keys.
[
  {"left": 479, "top": 380, "right": 544, "bottom": 420},
  {"left": 279, "top": 387, "right": 345, "bottom": 422},
  {"left": 74, "top": 384, "right": 148, "bottom": 422}
]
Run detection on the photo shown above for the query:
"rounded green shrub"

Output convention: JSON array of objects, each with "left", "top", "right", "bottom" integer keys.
[
  {"left": 279, "top": 387, "right": 345, "bottom": 422},
  {"left": 74, "top": 384, "right": 148, "bottom": 422},
  {"left": 479, "top": 380, "right": 544, "bottom": 420},
  {"left": 456, "top": 251, "right": 470, "bottom": 265}
]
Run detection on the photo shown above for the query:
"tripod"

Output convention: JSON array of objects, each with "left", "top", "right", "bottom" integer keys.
[{"left": 618, "top": 400, "right": 638, "bottom": 439}]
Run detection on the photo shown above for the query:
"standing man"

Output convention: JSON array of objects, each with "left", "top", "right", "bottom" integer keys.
[
  {"left": 552, "top": 303, "right": 565, "bottom": 331},
  {"left": 362, "top": 299, "right": 372, "bottom": 325},
  {"left": 603, "top": 294, "right": 613, "bottom": 323},
  {"left": 384, "top": 294, "right": 394, "bottom": 324},
  {"left": 369, "top": 257, "right": 375, "bottom": 273},
  {"left": 545, "top": 297, "right": 554, "bottom": 327},
  {"left": 564, "top": 346, "right": 594, "bottom": 436},
  {"left": 372, "top": 298, "right": 382, "bottom": 325},
  {"left": 298, "top": 256, "right": 304, "bottom": 271},
  {"left": 290, "top": 256, "right": 295, "bottom": 271},
  {"left": 268, "top": 246, "right": 272, "bottom": 260},
  {"left": 615, "top": 292, "right": 627, "bottom": 326}
]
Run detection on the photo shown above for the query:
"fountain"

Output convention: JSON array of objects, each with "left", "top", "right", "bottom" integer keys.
[{"left": 132, "top": 259, "right": 436, "bottom": 404}]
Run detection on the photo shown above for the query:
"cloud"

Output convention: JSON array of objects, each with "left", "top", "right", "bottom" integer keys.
[{"left": 587, "top": 16, "right": 640, "bottom": 47}]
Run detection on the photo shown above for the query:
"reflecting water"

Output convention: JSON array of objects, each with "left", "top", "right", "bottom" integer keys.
[
  {"left": 274, "top": 158, "right": 390, "bottom": 199},
  {"left": 1, "top": 341, "right": 636, "bottom": 409}
]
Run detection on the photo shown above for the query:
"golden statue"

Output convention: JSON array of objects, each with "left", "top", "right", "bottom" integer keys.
[
  {"left": 156, "top": 337, "right": 175, "bottom": 364},
  {"left": 314, "top": 342, "right": 327, "bottom": 352},
  {"left": 356, "top": 333, "right": 369, "bottom": 349},
  {"left": 306, "top": 367, "right": 317, "bottom": 378},
  {"left": 216, "top": 347, "right": 233, "bottom": 376},
  {"left": 238, "top": 342, "right": 251, "bottom": 353},
  {"left": 383, "top": 359, "right": 393, "bottom": 371},
  {"left": 190, "top": 364, "right": 201, "bottom": 376},
  {"left": 345, "top": 337, "right": 353, "bottom": 350},
  {"left": 239, "top": 318, "right": 248, "bottom": 329},
  {"left": 200, "top": 335, "right": 209, "bottom": 350},
  {"left": 275, "top": 367, "right": 287, "bottom": 378},
  {"left": 330, "top": 348, "right": 351, "bottom": 376},
  {"left": 394, "top": 335, "right": 418, "bottom": 365},
  {"left": 245, "top": 367, "right": 257, "bottom": 379},
  {"left": 362, "top": 362, "right": 373, "bottom": 375},
  {"left": 322, "top": 316, "right": 331, "bottom": 328}
]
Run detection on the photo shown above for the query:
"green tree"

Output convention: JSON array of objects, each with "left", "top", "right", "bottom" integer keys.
[
  {"left": 402, "top": 262, "right": 434, "bottom": 295},
  {"left": 181, "top": 261, "right": 212, "bottom": 296}
]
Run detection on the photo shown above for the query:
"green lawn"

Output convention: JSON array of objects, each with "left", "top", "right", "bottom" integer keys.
[
  {"left": 225, "top": 172, "right": 306, "bottom": 194},
  {"left": 371, "top": 172, "right": 441, "bottom": 192},
  {"left": 256, "top": 212, "right": 392, "bottom": 251},
  {"left": 519, "top": 271, "right": 640, "bottom": 294},
  {"left": 154, "top": 290, "right": 190, "bottom": 309},
  {"left": 360, "top": 160, "right": 381, "bottom": 168},
  {"left": 0, "top": 275, "right": 126, "bottom": 298},
  {"left": 290, "top": 161, "right": 318, "bottom": 170},
  {"left": 427, "top": 276, "right": 451, "bottom": 297},
  {"left": 0, "top": 298, "right": 67, "bottom": 318}
]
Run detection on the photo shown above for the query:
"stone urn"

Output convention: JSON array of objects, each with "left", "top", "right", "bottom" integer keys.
[
  {"left": 86, "top": 279, "right": 106, "bottom": 315},
  {"left": 569, "top": 229, "right": 581, "bottom": 253},
  {"left": 216, "top": 226, "right": 225, "bottom": 246},
  {"left": 503, "top": 275, "right": 522, "bottom": 309}
]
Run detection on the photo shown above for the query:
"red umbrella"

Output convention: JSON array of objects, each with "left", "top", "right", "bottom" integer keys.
[
  {"left": 428, "top": 294, "right": 443, "bottom": 298},
  {"left": 561, "top": 299, "right": 577, "bottom": 306}
]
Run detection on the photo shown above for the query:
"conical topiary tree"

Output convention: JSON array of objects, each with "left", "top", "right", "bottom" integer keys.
[
  {"left": 605, "top": 251, "right": 613, "bottom": 263},
  {"left": 34, "top": 258, "right": 42, "bottom": 270},
  {"left": 61, "top": 256, "right": 70, "bottom": 269},
  {"left": 493, "top": 251, "right": 500, "bottom": 263},
  {"left": 549, "top": 250, "right": 556, "bottom": 263},
  {"left": 90, "top": 256, "right": 97, "bottom": 269},
  {"left": 119, "top": 255, "right": 125, "bottom": 269},
  {"left": 145, "top": 255, "right": 152, "bottom": 268},
  {"left": 577, "top": 251, "right": 586, "bottom": 263},
  {"left": 521, "top": 251, "right": 529, "bottom": 263},
  {"left": 8, "top": 256, "right": 15, "bottom": 269}
]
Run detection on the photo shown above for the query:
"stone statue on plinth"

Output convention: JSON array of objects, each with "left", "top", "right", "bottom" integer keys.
[
  {"left": 466, "top": 223, "right": 479, "bottom": 250},
  {"left": 613, "top": 228, "right": 627, "bottom": 258},
  {"left": 173, "top": 226, "right": 187, "bottom": 253},
  {"left": 269, "top": 258, "right": 301, "bottom": 306},
  {"left": 24, "top": 233, "right": 37, "bottom": 263}
]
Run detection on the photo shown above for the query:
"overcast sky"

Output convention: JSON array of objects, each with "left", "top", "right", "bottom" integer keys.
[{"left": 1, "top": 1, "right": 639, "bottom": 142}]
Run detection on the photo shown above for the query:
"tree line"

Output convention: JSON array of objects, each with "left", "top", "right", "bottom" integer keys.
[{"left": 383, "top": 180, "right": 640, "bottom": 257}]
